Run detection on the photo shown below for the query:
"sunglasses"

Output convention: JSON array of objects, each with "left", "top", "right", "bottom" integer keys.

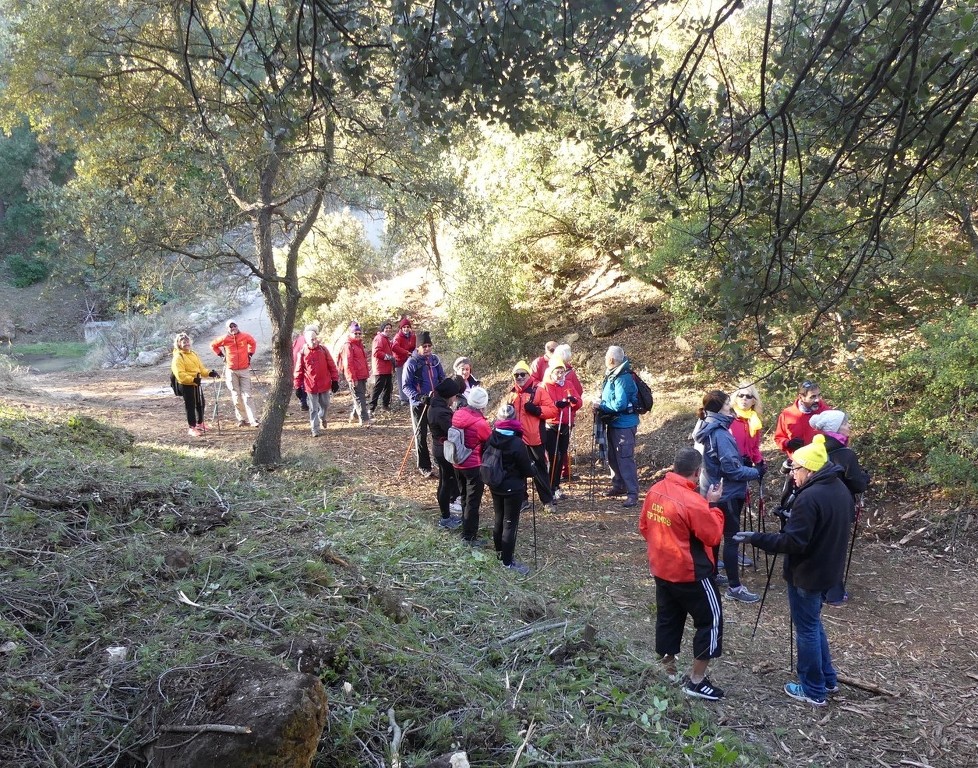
[
  {"left": 514, "top": 372, "right": 528, "bottom": 379},
  {"left": 353, "top": 332, "right": 363, "bottom": 336},
  {"left": 736, "top": 393, "right": 755, "bottom": 400}
]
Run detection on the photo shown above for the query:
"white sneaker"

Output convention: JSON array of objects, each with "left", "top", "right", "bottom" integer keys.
[{"left": 449, "top": 500, "right": 462, "bottom": 514}]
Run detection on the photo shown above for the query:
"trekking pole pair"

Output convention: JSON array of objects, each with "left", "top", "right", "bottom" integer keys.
[{"left": 843, "top": 493, "right": 864, "bottom": 590}]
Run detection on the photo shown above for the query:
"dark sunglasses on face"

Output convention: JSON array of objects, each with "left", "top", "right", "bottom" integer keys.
[
  {"left": 514, "top": 372, "right": 528, "bottom": 379},
  {"left": 737, "top": 393, "right": 754, "bottom": 400}
]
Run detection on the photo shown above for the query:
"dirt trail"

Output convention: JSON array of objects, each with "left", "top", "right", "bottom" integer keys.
[{"left": 13, "top": 332, "right": 978, "bottom": 768}]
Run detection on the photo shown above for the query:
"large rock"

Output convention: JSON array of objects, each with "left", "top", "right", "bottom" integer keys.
[
  {"left": 590, "top": 314, "right": 623, "bottom": 338},
  {"left": 0, "top": 310, "right": 15, "bottom": 342},
  {"left": 135, "top": 349, "right": 167, "bottom": 367},
  {"left": 144, "top": 657, "right": 328, "bottom": 768}
]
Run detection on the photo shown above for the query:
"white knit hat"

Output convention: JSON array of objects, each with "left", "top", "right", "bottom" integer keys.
[{"left": 467, "top": 386, "right": 489, "bottom": 410}]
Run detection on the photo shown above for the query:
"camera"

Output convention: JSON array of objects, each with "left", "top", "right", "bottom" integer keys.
[{"left": 780, "top": 459, "right": 794, "bottom": 475}]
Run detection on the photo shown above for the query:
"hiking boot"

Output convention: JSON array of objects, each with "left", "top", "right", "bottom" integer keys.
[
  {"left": 462, "top": 537, "right": 487, "bottom": 548},
  {"left": 784, "top": 682, "right": 827, "bottom": 707},
  {"left": 714, "top": 573, "right": 729, "bottom": 587},
  {"left": 826, "top": 683, "right": 841, "bottom": 694},
  {"left": 622, "top": 497, "right": 638, "bottom": 508},
  {"left": 504, "top": 561, "right": 530, "bottom": 575},
  {"left": 738, "top": 553, "right": 754, "bottom": 567},
  {"left": 196, "top": 423, "right": 208, "bottom": 433},
  {"left": 826, "top": 592, "right": 849, "bottom": 607},
  {"left": 419, "top": 469, "right": 433, "bottom": 479},
  {"left": 683, "top": 677, "right": 724, "bottom": 701},
  {"left": 603, "top": 488, "right": 625, "bottom": 497},
  {"left": 300, "top": 404, "right": 310, "bottom": 412},
  {"left": 726, "top": 586, "right": 761, "bottom": 603},
  {"left": 553, "top": 488, "right": 565, "bottom": 500},
  {"left": 438, "top": 516, "right": 462, "bottom": 531},
  {"left": 187, "top": 427, "right": 202, "bottom": 438}
]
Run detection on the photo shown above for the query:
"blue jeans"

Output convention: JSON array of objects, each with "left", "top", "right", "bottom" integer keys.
[{"left": 787, "top": 583, "right": 837, "bottom": 701}]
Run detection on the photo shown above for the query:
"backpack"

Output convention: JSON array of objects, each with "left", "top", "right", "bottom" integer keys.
[
  {"left": 631, "top": 371, "right": 654, "bottom": 414},
  {"left": 444, "top": 426, "right": 473, "bottom": 465},
  {"left": 480, "top": 444, "right": 505, "bottom": 487},
  {"left": 169, "top": 372, "right": 183, "bottom": 397}
]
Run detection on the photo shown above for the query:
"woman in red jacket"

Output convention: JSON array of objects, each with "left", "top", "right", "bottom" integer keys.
[
  {"left": 338, "top": 321, "right": 372, "bottom": 427},
  {"left": 542, "top": 361, "right": 583, "bottom": 500},
  {"left": 505, "top": 360, "right": 558, "bottom": 512},
  {"left": 451, "top": 386, "right": 493, "bottom": 545},
  {"left": 293, "top": 329, "right": 339, "bottom": 436}
]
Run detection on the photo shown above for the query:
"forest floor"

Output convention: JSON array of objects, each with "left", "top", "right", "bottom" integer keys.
[{"left": 8, "top": 297, "right": 978, "bottom": 768}]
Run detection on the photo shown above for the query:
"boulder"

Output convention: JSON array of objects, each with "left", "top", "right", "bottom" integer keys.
[
  {"left": 144, "top": 657, "right": 328, "bottom": 768},
  {"left": 0, "top": 310, "right": 15, "bottom": 342},
  {"left": 589, "top": 315, "right": 622, "bottom": 338},
  {"left": 136, "top": 349, "right": 166, "bottom": 367}
]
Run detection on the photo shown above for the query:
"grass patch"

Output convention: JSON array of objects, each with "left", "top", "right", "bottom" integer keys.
[
  {"left": 0, "top": 403, "right": 760, "bottom": 767},
  {"left": 1, "top": 341, "right": 90, "bottom": 360}
]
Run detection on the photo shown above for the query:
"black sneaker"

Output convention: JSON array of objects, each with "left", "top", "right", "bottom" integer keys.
[
  {"left": 622, "top": 497, "right": 638, "bottom": 508},
  {"left": 684, "top": 677, "right": 724, "bottom": 701}
]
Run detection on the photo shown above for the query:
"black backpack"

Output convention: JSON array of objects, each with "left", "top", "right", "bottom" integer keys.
[
  {"left": 169, "top": 372, "right": 183, "bottom": 397},
  {"left": 631, "top": 371, "right": 654, "bottom": 414},
  {"left": 480, "top": 444, "right": 505, "bottom": 487}
]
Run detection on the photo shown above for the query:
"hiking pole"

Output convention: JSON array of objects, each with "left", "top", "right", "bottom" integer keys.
[
  {"left": 549, "top": 407, "right": 564, "bottom": 491},
  {"left": 843, "top": 494, "right": 864, "bottom": 590},
  {"left": 530, "top": 474, "right": 538, "bottom": 569},
  {"left": 750, "top": 550, "right": 780, "bottom": 641},
  {"left": 212, "top": 378, "right": 224, "bottom": 434},
  {"left": 397, "top": 400, "right": 429, "bottom": 477}
]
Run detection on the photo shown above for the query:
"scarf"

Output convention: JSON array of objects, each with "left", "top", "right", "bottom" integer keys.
[
  {"left": 824, "top": 430, "right": 849, "bottom": 446},
  {"left": 732, "top": 405, "right": 763, "bottom": 438}
]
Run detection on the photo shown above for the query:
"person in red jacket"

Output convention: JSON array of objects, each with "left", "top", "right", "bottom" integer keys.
[
  {"left": 392, "top": 317, "right": 417, "bottom": 406},
  {"left": 505, "top": 360, "right": 558, "bottom": 512},
  {"left": 774, "top": 380, "right": 831, "bottom": 456},
  {"left": 451, "top": 386, "right": 493, "bottom": 545},
  {"left": 337, "top": 321, "right": 372, "bottom": 427},
  {"left": 639, "top": 448, "right": 726, "bottom": 701},
  {"left": 529, "top": 341, "right": 557, "bottom": 384},
  {"left": 541, "top": 361, "right": 582, "bottom": 500},
  {"left": 293, "top": 328, "right": 339, "bottom": 436},
  {"left": 291, "top": 323, "right": 319, "bottom": 412},
  {"left": 369, "top": 320, "right": 395, "bottom": 415},
  {"left": 210, "top": 320, "right": 259, "bottom": 427}
]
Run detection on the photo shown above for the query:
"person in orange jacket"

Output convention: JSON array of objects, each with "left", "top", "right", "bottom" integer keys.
[
  {"left": 505, "top": 360, "right": 558, "bottom": 512},
  {"left": 541, "top": 361, "right": 583, "bottom": 500},
  {"left": 210, "top": 319, "right": 259, "bottom": 427},
  {"left": 337, "top": 321, "right": 372, "bottom": 427},
  {"left": 639, "top": 447, "right": 726, "bottom": 701}
]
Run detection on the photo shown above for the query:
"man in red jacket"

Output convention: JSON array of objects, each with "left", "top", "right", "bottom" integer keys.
[
  {"left": 369, "top": 320, "right": 396, "bottom": 415},
  {"left": 210, "top": 320, "right": 259, "bottom": 427},
  {"left": 774, "top": 380, "right": 831, "bottom": 456},
  {"left": 640, "top": 448, "right": 726, "bottom": 701}
]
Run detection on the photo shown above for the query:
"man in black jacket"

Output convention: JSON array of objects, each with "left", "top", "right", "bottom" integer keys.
[{"left": 735, "top": 434, "right": 853, "bottom": 707}]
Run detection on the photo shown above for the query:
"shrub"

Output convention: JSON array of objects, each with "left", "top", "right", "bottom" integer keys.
[{"left": 6, "top": 253, "right": 50, "bottom": 287}]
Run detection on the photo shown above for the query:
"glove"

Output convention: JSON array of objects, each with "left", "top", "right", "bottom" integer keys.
[
  {"left": 786, "top": 437, "right": 804, "bottom": 452},
  {"left": 192, "top": 374, "right": 201, "bottom": 385},
  {"left": 555, "top": 400, "right": 569, "bottom": 408},
  {"left": 756, "top": 460, "right": 767, "bottom": 480},
  {"left": 732, "top": 531, "right": 756, "bottom": 543},
  {"left": 385, "top": 354, "right": 394, "bottom": 361},
  {"left": 216, "top": 351, "right": 224, "bottom": 358},
  {"left": 330, "top": 381, "right": 340, "bottom": 394},
  {"left": 524, "top": 402, "right": 542, "bottom": 417},
  {"left": 208, "top": 370, "right": 219, "bottom": 378},
  {"left": 568, "top": 396, "right": 579, "bottom": 405},
  {"left": 295, "top": 387, "right": 303, "bottom": 398},
  {"left": 742, "top": 456, "right": 754, "bottom": 467}
]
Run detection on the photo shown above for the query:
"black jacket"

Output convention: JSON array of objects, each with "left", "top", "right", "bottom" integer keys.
[
  {"left": 822, "top": 435, "right": 870, "bottom": 501},
  {"left": 486, "top": 427, "right": 534, "bottom": 496},
  {"left": 752, "top": 463, "right": 853, "bottom": 592},
  {"left": 427, "top": 394, "right": 454, "bottom": 459}
]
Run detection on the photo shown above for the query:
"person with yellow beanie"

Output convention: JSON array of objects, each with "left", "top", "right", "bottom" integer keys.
[{"left": 733, "top": 434, "right": 854, "bottom": 707}]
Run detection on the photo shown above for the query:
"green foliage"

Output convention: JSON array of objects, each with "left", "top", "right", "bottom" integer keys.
[
  {"left": 5, "top": 252, "right": 50, "bottom": 286},
  {"left": 836, "top": 307, "right": 978, "bottom": 497}
]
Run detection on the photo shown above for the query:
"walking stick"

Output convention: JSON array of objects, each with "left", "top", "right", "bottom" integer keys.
[
  {"left": 211, "top": 379, "right": 224, "bottom": 434},
  {"left": 530, "top": 475, "right": 538, "bottom": 569},
  {"left": 397, "top": 400, "right": 429, "bottom": 477},
  {"left": 843, "top": 494, "right": 864, "bottom": 590},
  {"left": 549, "top": 408, "right": 564, "bottom": 490},
  {"left": 750, "top": 551, "right": 780, "bottom": 641}
]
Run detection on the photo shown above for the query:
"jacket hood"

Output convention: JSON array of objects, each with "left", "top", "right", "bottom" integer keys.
[
  {"left": 798, "top": 462, "right": 845, "bottom": 489},
  {"left": 692, "top": 412, "right": 734, "bottom": 442},
  {"left": 494, "top": 418, "right": 523, "bottom": 434}
]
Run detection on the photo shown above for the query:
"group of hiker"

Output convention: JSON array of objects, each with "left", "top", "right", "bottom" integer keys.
[
  {"left": 643, "top": 380, "right": 870, "bottom": 707},
  {"left": 172, "top": 319, "right": 871, "bottom": 709}
]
